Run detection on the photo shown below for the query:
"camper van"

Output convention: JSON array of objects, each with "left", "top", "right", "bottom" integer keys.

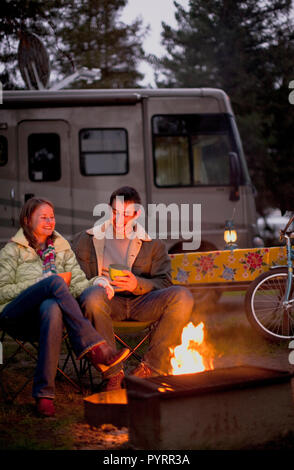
[{"left": 0, "top": 88, "right": 261, "bottom": 251}]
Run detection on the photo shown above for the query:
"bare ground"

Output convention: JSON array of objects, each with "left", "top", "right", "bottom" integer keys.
[{"left": 1, "top": 291, "right": 294, "bottom": 451}]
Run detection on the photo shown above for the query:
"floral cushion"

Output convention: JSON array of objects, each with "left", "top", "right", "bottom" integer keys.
[{"left": 170, "top": 247, "right": 287, "bottom": 285}]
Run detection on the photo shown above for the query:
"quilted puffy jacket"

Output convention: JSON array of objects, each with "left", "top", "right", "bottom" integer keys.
[{"left": 0, "top": 229, "right": 90, "bottom": 313}]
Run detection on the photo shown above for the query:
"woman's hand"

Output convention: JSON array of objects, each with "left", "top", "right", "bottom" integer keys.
[
  {"left": 104, "top": 284, "right": 115, "bottom": 300},
  {"left": 93, "top": 274, "right": 115, "bottom": 300}
]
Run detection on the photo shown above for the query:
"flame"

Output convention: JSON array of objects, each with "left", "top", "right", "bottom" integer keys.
[{"left": 169, "top": 321, "right": 213, "bottom": 375}]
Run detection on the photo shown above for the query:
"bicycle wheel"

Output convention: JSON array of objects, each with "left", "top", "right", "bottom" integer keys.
[{"left": 245, "top": 267, "right": 294, "bottom": 341}]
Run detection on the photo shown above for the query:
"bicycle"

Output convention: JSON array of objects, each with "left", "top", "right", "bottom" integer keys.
[{"left": 245, "top": 213, "right": 294, "bottom": 341}]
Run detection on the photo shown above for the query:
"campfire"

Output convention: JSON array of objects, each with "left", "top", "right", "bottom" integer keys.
[{"left": 169, "top": 321, "right": 213, "bottom": 375}]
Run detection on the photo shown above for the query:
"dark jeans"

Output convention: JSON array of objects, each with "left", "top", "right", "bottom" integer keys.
[
  {"left": 0, "top": 275, "right": 104, "bottom": 399},
  {"left": 79, "top": 285, "right": 194, "bottom": 375}
]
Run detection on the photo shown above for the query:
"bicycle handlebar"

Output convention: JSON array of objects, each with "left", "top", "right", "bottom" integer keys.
[{"left": 279, "top": 214, "right": 294, "bottom": 241}]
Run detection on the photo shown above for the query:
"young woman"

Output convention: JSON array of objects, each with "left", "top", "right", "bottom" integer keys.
[{"left": 0, "top": 197, "right": 128, "bottom": 417}]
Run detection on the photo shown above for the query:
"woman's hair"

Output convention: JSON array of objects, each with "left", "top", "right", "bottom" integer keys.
[{"left": 19, "top": 197, "right": 55, "bottom": 249}]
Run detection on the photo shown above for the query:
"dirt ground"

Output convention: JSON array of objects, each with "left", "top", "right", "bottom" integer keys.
[{"left": 1, "top": 292, "right": 294, "bottom": 451}]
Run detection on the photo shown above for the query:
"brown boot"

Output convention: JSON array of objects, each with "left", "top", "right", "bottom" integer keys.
[
  {"left": 130, "top": 362, "right": 157, "bottom": 378},
  {"left": 87, "top": 342, "right": 129, "bottom": 373},
  {"left": 103, "top": 370, "right": 125, "bottom": 391}
]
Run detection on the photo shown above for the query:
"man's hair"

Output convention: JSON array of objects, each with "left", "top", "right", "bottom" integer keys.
[{"left": 109, "top": 186, "right": 142, "bottom": 206}]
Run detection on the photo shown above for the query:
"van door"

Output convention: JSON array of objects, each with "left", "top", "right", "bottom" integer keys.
[{"left": 17, "top": 120, "right": 73, "bottom": 238}]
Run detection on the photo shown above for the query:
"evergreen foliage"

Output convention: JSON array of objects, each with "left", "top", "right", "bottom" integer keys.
[
  {"left": 53, "top": 0, "right": 148, "bottom": 88},
  {"left": 0, "top": 0, "right": 147, "bottom": 89},
  {"left": 153, "top": 0, "right": 294, "bottom": 213}
]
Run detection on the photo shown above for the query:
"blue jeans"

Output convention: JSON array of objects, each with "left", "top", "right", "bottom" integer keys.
[
  {"left": 0, "top": 275, "right": 104, "bottom": 399},
  {"left": 79, "top": 285, "right": 194, "bottom": 375}
]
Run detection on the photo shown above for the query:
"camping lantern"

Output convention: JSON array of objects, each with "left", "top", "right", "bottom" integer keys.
[{"left": 224, "top": 219, "right": 238, "bottom": 250}]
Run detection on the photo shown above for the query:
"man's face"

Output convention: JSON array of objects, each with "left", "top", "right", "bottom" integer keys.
[{"left": 111, "top": 198, "right": 138, "bottom": 235}]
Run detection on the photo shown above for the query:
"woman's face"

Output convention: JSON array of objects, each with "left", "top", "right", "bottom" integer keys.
[{"left": 29, "top": 204, "right": 55, "bottom": 242}]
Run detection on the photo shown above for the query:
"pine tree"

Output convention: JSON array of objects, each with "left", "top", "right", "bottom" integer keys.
[
  {"left": 54, "top": 0, "right": 148, "bottom": 88},
  {"left": 153, "top": 0, "right": 294, "bottom": 213},
  {"left": 0, "top": 0, "right": 148, "bottom": 89}
]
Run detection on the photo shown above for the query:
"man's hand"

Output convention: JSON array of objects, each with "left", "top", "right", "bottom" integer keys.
[{"left": 110, "top": 270, "right": 138, "bottom": 292}]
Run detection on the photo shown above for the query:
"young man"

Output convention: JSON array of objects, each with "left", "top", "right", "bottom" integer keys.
[{"left": 72, "top": 186, "right": 194, "bottom": 390}]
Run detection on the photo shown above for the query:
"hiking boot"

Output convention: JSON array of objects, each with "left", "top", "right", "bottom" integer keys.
[
  {"left": 103, "top": 370, "right": 125, "bottom": 391},
  {"left": 36, "top": 398, "right": 55, "bottom": 417},
  {"left": 130, "top": 362, "right": 157, "bottom": 378},
  {"left": 87, "top": 342, "right": 129, "bottom": 373}
]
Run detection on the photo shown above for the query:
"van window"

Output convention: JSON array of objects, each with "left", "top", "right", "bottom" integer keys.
[
  {"left": 80, "top": 129, "right": 128, "bottom": 175},
  {"left": 152, "top": 114, "right": 234, "bottom": 187},
  {"left": 0, "top": 135, "right": 8, "bottom": 166},
  {"left": 28, "top": 133, "right": 61, "bottom": 181}
]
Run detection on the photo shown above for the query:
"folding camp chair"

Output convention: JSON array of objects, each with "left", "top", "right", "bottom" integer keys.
[
  {"left": 112, "top": 320, "right": 156, "bottom": 364},
  {"left": 75, "top": 319, "right": 156, "bottom": 392},
  {"left": 0, "top": 328, "right": 82, "bottom": 403},
  {"left": 58, "top": 332, "right": 93, "bottom": 392},
  {"left": 61, "top": 321, "right": 156, "bottom": 394}
]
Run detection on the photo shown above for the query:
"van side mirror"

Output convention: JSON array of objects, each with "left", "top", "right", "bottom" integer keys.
[{"left": 229, "top": 152, "right": 241, "bottom": 201}]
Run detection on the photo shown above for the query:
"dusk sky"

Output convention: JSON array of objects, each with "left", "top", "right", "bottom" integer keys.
[{"left": 120, "top": 0, "right": 190, "bottom": 86}]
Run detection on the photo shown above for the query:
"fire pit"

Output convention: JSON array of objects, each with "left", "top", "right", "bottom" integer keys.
[
  {"left": 84, "top": 389, "right": 127, "bottom": 428},
  {"left": 124, "top": 365, "right": 294, "bottom": 450}
]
